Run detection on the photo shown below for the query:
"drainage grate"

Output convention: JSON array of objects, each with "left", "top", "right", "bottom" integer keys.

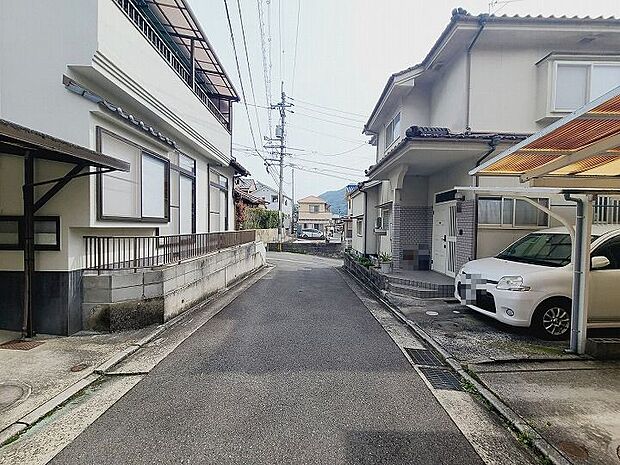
[
  {"left": 0, "top": 340, "right": 44, "bottom": 351},
  {"left": 419, "top": 367, "right": 463, "bottom": 391},
  {"left": 404, "top": 348, "right": 444, "bottom": 366}
]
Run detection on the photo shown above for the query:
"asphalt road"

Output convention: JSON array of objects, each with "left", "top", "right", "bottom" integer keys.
[{"left": 51, "top": 253, "right": 484, "bottom": 465}]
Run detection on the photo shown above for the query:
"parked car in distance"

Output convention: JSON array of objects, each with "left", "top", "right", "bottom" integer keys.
[
  {"left": 299, "top": 228, "right": 325, "bottom": 239},
  {"left": 455, "top": 225, "right": 620, "bottom": 340}
]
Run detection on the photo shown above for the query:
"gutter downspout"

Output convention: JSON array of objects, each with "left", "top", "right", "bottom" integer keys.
[
  {"left": 564, "top": 194, "right": 584, "bottom": 353},
  {"left": 465, "top": 14, "right": 488, "bottom": 133},
  {"left": 363, "top": 189, "right": 368, "bottom": 255},
  {"left": 472, "top": 135, "right": 499, "bottom": 260}
]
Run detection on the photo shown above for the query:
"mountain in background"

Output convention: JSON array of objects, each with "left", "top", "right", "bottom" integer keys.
[{"left": 319, "top": 187, "right": 349, "bottom": 216}]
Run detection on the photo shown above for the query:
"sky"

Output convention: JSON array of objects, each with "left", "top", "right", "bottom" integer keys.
[{"left": 192, "top": 0, "right": 620, "bottom": 201}]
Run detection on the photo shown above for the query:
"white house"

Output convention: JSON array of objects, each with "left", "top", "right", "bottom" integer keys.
[
  {"left": 252, "top": 181, "right": 293, "bottom": 228},
  {"left": 0, "top": 0, "right": 248, "bottom": 335},
  {"left": 356, "top": 9, "right": 620, "bottom": 279}
]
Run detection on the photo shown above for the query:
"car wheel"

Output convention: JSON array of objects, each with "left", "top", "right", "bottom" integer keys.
[
  {"left": 532, "top": 299, "right": 571, "bottom": 340},
  {"left": 302, "top": 234, "right": 308, "bottom": 239}
]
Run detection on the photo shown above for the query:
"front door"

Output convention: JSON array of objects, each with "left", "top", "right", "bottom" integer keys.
[{"left": 432, "top": 201, "right": 457, "bottom": 277}]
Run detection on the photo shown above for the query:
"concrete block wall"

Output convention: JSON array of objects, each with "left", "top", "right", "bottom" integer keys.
[
  {"left": 396, "top": 206, "right": 432, "bottom": 270},
  {"left": 82, "top": 241, "right": 266, "bottom": 331},
  {"left": 455, "top": 199, "right": 475, "bottom": 272}
]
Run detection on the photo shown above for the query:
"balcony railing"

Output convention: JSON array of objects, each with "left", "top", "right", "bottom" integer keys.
[
  {"left": 113, "top": 0, "right": 231, "bottom": 130},
  {"left": 84, "top": 230, "right": 256, "bottom": 272}
]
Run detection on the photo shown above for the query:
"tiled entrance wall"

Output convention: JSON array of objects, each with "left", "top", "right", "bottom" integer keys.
[
  {"left": 455, "top": 199, "right": 476, "bottom": 272},
  {"left": 395, "top": 205, "right": 432, "bottom": 270}
]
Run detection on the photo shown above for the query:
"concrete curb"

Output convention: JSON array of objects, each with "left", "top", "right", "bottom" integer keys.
[
  {"left": 341, "top": 267, "right": 573, "bottom": 465},
  {"left": 0, "top": 265, "right": 271, "bottom": 448}
]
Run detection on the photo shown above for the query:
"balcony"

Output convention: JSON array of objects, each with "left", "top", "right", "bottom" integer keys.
[{"left": 112, "top": 0, "right": 238, "bottom": 131}]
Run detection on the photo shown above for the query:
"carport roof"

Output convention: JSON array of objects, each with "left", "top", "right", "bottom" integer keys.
[
  {"left": 0, "top": 118, "right": 129, "bottom": 171},
  {"left": 472, "top": 86, "right": 620, "bottom": 183}
]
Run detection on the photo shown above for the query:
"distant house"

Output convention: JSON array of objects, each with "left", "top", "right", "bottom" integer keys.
[
  {"left": 355, "top": 9, "right": 620, "bottom": 277},
  {"left": 252, "top": 181, "right": 293, "bottom": 229},
  {"left": 297, "top": 196, "right": 332, "bottom": 232}
]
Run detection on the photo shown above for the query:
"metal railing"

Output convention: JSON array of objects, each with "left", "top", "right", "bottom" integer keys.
[
  {"left": 113, "top": 0, "right": 231, "bottom": 130},
  {"left": 84, "top": 230, "right": 256, "bottom": 271},
  {"left": 594, "top": 196, "right": 620, "bottom": 224}
]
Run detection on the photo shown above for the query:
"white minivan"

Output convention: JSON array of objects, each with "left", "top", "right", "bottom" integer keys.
[{"left": 455, "top": 225, "right": 620, "bottom": 340}]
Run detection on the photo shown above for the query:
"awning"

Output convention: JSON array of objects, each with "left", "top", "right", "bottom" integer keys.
[
  {"left": 0, "top": 118, "right": 129, "bottom": 171},
  {"left": 141, "top": 0, "right": 239, "bottom": 100},
  {"left": 472, "top": 85, "right": 620, "bottom": 183}
]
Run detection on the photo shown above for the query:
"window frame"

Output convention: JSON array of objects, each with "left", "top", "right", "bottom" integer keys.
[
  {"left": 385, "top": 112, "right": 401, "bottom": 150},
  {"left": 96, "top": 127, "right": 170, "bottom": 223},
  {"left": 0, "top": 216, "right": 61, "bottom": 251},
  {"left": 209, "top": 168, "right": 230, "bottom": 232},
  {"left": 478, "top": 196, "right": 550, "bottom": 229},
  {"left": 552, "top": 60, "right": 620, "bottom": 112}
]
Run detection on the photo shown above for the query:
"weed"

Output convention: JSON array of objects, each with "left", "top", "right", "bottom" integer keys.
[{"left": 517, "top": 431, "right": 534, "bottom": 447}]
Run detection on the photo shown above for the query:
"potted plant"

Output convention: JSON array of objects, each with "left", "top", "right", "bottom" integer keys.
[{"left": 379, "top": 252, "right": 392, "bottom": 273}]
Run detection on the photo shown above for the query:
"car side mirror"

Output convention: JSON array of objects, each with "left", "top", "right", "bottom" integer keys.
[{"left": 591, "top": 256, "right": 610, "bottom": 270}]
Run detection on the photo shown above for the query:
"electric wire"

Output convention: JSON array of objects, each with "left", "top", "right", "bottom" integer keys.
[
  {"left": 290, "top": 0, "right": 301, "bottom": 95},
  {"left": 289, "top": 96, "right": 367, "bottom": 118}
]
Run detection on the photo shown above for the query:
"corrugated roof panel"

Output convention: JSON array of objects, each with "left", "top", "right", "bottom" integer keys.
[
  {"left": 527, "top": 119, "right": 620, "bottom": 151},
  {"left": 549, "top": 155, "right": 620, "bottom": 175},
  {"left": 482, "top": 152, "right": 561, "bottom": 174}
]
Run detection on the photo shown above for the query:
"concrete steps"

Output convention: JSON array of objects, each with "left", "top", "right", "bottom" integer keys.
[
  {"left": 389, "top": 282, "right": 453, "bottom": 299},
  {"left": 586, "top": 338, "right": 620, "bottom": 360}
]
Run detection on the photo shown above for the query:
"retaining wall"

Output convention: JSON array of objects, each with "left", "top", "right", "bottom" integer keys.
[
  {"left": 343, "top": 254, "right": 387, "bottom": 292},
  {"left": 268, "top": 241, "right": 344, "bottom": 258},
  {"left": 82, "top": 241, "right": 266, "bottom": 331}
]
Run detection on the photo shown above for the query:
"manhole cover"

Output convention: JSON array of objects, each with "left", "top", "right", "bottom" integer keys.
[
  {"left": 419, "top": 367, "right": 463, "bottom": 391},
  {"left": 404, "top": 348, "right": 444, "bottom": 367},
  {"left": 0, "top": 382, "right": 30, "bottom": 413},
  {"left": 0, "top": 340, "right": 44, "bottom": 351},
  {"left": 558, "top": 442, "right": 588, "bottom": 460}
]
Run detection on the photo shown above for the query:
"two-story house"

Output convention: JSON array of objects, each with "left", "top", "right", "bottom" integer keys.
[
  {"left": 297, "top": 196, "right": 332, "bottom": 233},
  {"left": 0, "top": 0, "right": 247, "bottom": 335},
  {"left": 357, "top": 9, "right": 620, "bottom": 279},
  {"left": 252, "top": 181, "right": 293, "bottom": 229}
]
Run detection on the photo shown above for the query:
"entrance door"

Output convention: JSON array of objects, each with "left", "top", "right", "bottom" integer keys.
[{"left": 432, "top": 201, "right": 457, "bottom": 277}]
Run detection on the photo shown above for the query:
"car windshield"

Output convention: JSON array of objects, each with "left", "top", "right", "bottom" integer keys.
[
  {"left": 497, "top": 233, "right": 572, "bottom": 267},
  {"left": 497, "top": 233, "right": 600, "bottom": 267}
]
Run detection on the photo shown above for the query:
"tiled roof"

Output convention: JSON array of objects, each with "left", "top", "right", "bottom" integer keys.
[
  {"left": 366, "top": 126, "right": 529, "bottom": 176},
  {"left": 298, "top": 195, "right": 327, "bottom": 203}
]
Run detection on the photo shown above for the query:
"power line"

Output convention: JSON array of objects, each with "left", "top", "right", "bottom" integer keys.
[
  {"left": 292, "top": 102, "right": 366, "bottom": 123},
  {"left": 294, "top": 143, "right": 369, "bottom": 158},
  {"left": 287, "top": 164, "right": 360, "bottom": 182},
  {"left": 223, "top": 0, "right": 261, "bottom": 159},
  {"left": 289, "top": 96, "right": 367, "bottom": 118},
  {"left": 290, "top": 0, "right": 301, "bottom": 95},
  {"left": 236, "top": 0, "right": 264, "bottom": 144},
  {"left": 288, "top": 123, "right": 368, "bottom": 144},
  {"left": 257, "top": 0, "right": 273, "bottom": 138},
  {"left": 289, "top": 157, "right": 366, "bottom": 173},
  {"left": 293, "top": 110, "right": 364, "bottom": 129},
  {"left": 278, "top": 0, "right": 284, "bottom": 82}
]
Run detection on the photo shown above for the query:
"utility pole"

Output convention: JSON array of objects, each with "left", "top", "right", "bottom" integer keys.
[
  {"left": 291, "top": 166, "right": 295, "bottom": 234},
  {"left": 271, "top": 81, "right": 293, "bottom": 242}
]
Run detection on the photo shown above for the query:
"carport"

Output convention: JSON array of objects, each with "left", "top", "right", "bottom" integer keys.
[
  {"left": 461, "top": 85, "right": 620, "bottom": 354},
  {"left": 0, "top": 119, "right": 129, "bottom": 338}
]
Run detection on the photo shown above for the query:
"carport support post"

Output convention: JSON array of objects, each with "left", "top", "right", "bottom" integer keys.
[
  {"left": 22, "top": 153, "right": 35, "bottom": 339},
  {"left": 576, "top": 195, "right": 594, "bottom": 354}
]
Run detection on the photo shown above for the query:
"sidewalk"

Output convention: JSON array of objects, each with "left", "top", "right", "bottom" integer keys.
[
  {"left": 385, "top": 291, "right": 620, "bottom": 464},
  {"left": 0, "top": 327, "right": 153, "bottom": 436}
]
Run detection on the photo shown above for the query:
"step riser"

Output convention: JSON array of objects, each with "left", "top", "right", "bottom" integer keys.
[
  {"left": 388, "top": 276, "right": 453, "bottom": 292},
  {"left": 389, "top": 285, "right": 453, "bottom": 299}
]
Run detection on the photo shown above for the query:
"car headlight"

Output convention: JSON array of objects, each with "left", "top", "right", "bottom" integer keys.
[{"left": 496, "top": 276, "right": 530, "bottom": 291}]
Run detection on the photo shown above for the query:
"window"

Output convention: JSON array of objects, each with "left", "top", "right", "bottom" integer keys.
[
  {"left": 356, "top": 219, "right": 363, "bottom": 236},
  {"left": 309, "top": 204, "right": 320, "bottom": 213},
  {"left": 554, "top": 62, "right": 620, "bottom": 111},
  {"left": 497, "top": 233, "right": 572, "bottom": 267},
  {"left": 98, "top": 128, "right": 169, "bottom": 222},
  {"left": 593, "top": 237, "right": 620, "bottom": 269},
  {"left": 272, "top": 195, "right": 278, "bottom": 203},
  {"left": 385, "top": 113, "right": 401, "bottom": 148},
  {"left": 0, "top": 217, "right": 20, "bottom": 249},
  {"left": 478, "top": 197, "right": 549, "bottom": 228},
  {"left": 0, "top": 216, "right": 60, "bottom": 251},
  {"left": 313, "top": 223, "right": 320, "bottom": 230},
  {"left": 210, "top": 169, "right": 229, "bottom": 232}
]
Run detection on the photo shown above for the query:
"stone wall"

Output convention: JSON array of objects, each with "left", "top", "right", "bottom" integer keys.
[
  {"left": 395, "top": 206, "right": 432, "bottom": 271},
  {"left": 342, "top": 254, "right": 387, "bottom": 293},
  {"left": 268, "top": 242, "right": 344, "bottom": 258},
  {"left": 82, "top": 241, "right": 266, "bottom": 331}
]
